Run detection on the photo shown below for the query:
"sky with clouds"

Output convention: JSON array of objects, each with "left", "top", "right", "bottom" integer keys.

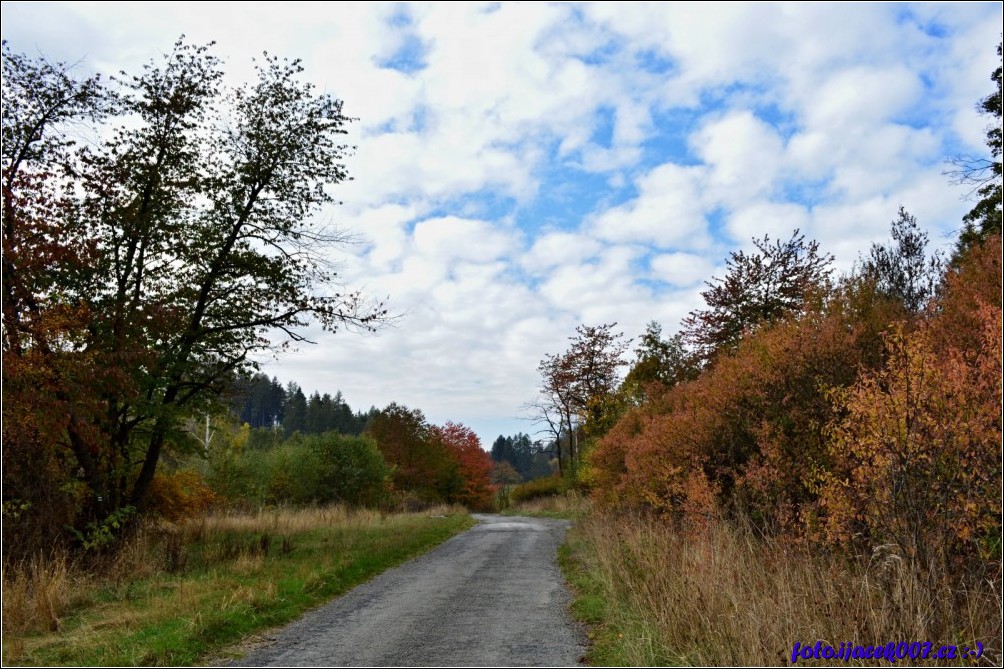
[{"left": 3, "top": 2, "right": 1001, "bottom": 446}]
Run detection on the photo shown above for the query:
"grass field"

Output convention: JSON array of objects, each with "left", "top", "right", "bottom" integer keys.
[
  {"left": 2, "top": 505, "right": 474, "bottom": 666},
  {"left": 560, "top": 512, "right": 1002, "bottom": 666}
]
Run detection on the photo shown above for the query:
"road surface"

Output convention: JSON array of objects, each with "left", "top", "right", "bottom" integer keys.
[{"left": 232, "top": 514, "right": 586, "bottom": 667}]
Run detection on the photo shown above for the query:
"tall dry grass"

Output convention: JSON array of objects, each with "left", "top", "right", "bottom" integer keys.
[
  {"left": 570, "top": 513, "right": 1002, "bottom": 666},
  {"left": 507, "top": 491, "right": 590, "bottom": 518},
  {"left": 1, "top": 554, "right": 82, "bottom": 636},
  {"left": 1, "top": 503, "right": 467, "bottom": 641}
]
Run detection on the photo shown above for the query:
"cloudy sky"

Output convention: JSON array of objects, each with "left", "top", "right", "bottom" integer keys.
[{"left": 3, "top": 2, "right": 1001, "bottom": 446}]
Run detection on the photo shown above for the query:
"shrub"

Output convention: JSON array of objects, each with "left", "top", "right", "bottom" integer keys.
[
  {"left": 300, "top": 432, "right": 391, "bottom": 507},
  {"left": 147, "top": 469, "right": 217, "bottom": 522},
  {"left": 511, "top": 475, "right": 565, "bottom": 504}
]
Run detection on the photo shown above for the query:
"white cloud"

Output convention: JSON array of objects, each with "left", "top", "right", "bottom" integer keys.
[
  {"left": 412, "top": 216, "right": 515, "bottom": 263},
  {"left": 691, "top": 111, "right": 787, "bottom": 205},
  {"left": 650, "top": 252, "right": 715, "bottom": 286},
  {"left": 726, "top": 202, "right": 811, "bottom": 246},
  {"left": 3, "top": 1, "right": 1000, "bottom": 445},
  {"left": 591, "top": 163, "right": 712, "bottom": 248},
  {"left": 522, "top": 232, "right": 603, "bottom": 274}
]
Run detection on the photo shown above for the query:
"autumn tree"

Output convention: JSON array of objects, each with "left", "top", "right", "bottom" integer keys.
[
  {"left": 564, "top": 323, "right": 631, "bottom": 428},
  {"left": 2, "top": 42, "right": 111, "bottom": 553},
  {"left": 531, "top": 323, "right": 629, "bottom": 472},
  {"left": 2, "top": 39, "right": 386, "bottom": 542},
  {"left": 366, "top": 403, "right": 480, "bottom": 504},
  {"left": 947, "top": 42, "right": 1002, "bottom": 255},
  {"left": 430, "top": 422, "right": 494, "bottom": 511},
  {"left": 683, "top": 230, "right": 832, "bottom": 364},
  {"left": 366, "top": 403, "right": 434, "bottom": 494}
]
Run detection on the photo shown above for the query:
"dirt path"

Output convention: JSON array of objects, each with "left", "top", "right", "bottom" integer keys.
[{"left": 231, "top": 514, "right": 586, "bottom": 667}]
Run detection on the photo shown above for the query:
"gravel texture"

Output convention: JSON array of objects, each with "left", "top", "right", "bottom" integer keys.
[{"left": 231, "top": 513, "right": 587, "bottom": 667}]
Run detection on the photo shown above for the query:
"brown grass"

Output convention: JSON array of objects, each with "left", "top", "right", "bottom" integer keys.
[
  {"left": 505, "top": 491, "right": 590, "bottom": 518},
  {"left": 566, "top": 512, "right": 1002, "bottom": 666},
  {"left": 1, "top": 554, "right": 82, "bottom": 635}
]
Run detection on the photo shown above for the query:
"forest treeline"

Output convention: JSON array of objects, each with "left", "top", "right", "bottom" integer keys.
[{"left": 230, "top": 373, "right": 376, "bottom": 436}]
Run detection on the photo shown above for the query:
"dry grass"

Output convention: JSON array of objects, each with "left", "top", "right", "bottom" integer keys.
[
  {"left": 192, "top": 504, "right": 363, "bottom": 535},
  {"left": 505, "top": 491, "right": 590, "bottom": 519},
  {"left": 565, "top": 512, "right": 1003, "bottom": 666},
  {"left": 1, "top": 554, "right": 83, "bottom": 635},
  {"left": 1, "top": 504, "right": 474, "bottom": 666}
]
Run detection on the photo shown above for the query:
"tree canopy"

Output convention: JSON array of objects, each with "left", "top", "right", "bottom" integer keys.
[
  {"left": 683, "top": 230, "right": 832, "bottom": 364},
  {"left": 949, "top": 42, "right": 1002, "bottom": 254},
  {"left": 2, "top": 38, "right": 386, "bottom": 537}
]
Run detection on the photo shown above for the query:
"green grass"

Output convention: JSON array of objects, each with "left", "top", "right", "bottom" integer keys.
[
  {"left": 3, "top": 509, "right": 474, "bottom": 666},
  {"left": 558, "top": 524, "right": 648, "bottom": 666}
]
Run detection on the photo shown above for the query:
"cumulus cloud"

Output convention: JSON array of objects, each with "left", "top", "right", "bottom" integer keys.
[
  {"left": 522, "top": 232, "right": 603, "bottom": 275},
  {"left": 650, "top": 252, "right": 715, "bottom": 287},
  {"left": 591, "top": 163, "right": 712, "bottom": 248},
  {"left": 3, "top": 1, "right": 1000, "bottom": 444}
]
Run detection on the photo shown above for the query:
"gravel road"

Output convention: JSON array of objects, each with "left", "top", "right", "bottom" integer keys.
[{"left": 232, "top": 514, "right": 587, "bottom": 667}]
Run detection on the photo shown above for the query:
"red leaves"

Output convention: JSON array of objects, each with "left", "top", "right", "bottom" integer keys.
[
  {"left": 430, "top": 422, "right": 494, "bottom": 512},
  {"left": 367, "top": 407, "right": 494, "bottom": 510}
]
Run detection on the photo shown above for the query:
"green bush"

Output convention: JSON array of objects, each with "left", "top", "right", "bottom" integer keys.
[
  {"left": 206, "top": 431, "right": 390, "bottom": 508},
  {"left": 300, "top": 432, "right": 391, "bottom": 507}
]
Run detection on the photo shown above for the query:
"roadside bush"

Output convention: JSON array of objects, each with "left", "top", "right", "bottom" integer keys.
[
  {"left": 822, "top": 308, "right": 1001, "bottom": 569},
  {"left": 147, "top": 469, "right": 218, "bottom": 522}
]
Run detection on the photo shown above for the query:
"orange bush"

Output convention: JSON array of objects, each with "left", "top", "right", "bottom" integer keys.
[
  {"left": 147, "top": 469, "right": 217, "bottom": 522},
  {"left": 590, "top": 289, "right": 888, "bottom": 536},
  {"left": 822, "top": 307, "right": 1001, "bottom": 565}
]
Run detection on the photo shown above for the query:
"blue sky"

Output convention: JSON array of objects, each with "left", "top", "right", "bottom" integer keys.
[{"left": 3, "top": 2, "right": 1001, "bottom": 446}]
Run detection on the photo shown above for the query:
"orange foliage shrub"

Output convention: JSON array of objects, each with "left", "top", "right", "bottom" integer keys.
[
  {"left": 589, "top": 233, "right": 1000, "bottom": 572},
  {"left": 822, "top": 307, "right": 1002, "bottom": 566},
  {"left": 929, "top": 233, "right": 1001, "bottom": 355},
  {"left": 147, "top": 469, "right": 217, "bottom": 522},
  {"left": 590, "top": 284, "right": 894, "bottom": 535}
]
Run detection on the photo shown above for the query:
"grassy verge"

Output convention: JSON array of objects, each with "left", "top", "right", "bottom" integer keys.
[
  {"left": 558, "top": 518, "right": 653, "bottom": 666},
  {"left": 2, "top": 505, "right": 474, "bottom": 666},
  {"left": 500, "top": 492, "right": 590, "bottom": 520},
  {"left": 560, "top": 512, "right": 1002, "bottom": 666}
]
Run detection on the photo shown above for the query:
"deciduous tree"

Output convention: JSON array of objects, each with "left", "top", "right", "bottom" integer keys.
[
  {"left": 683, "top": 231, "right": 832, "bottom": 364},
  {"left": 530, "top": 323, "right": 629, "bottom": 471},
  {"left": 2, "top": 39, "right": 387, "bottom": 542},
  {"left": 430, "top": 422, "right": 494, "bottom": 511}
]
